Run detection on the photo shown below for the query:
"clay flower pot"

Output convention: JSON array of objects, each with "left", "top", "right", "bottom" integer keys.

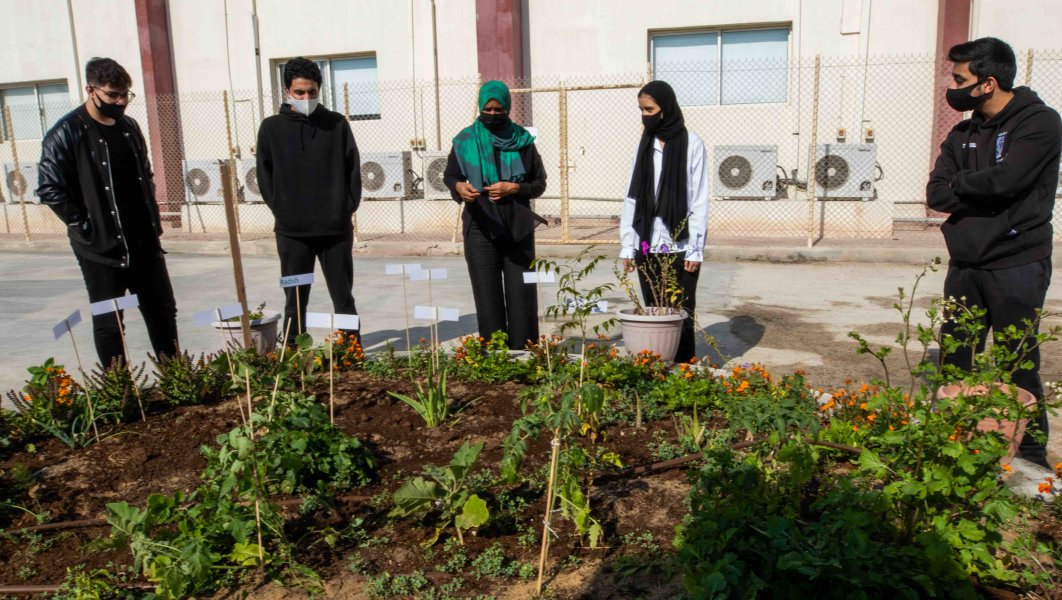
[
  {"left": 617, "top": 308, "right": 686, "bottom": 363},
  {"left": 935, "top": 383, "right": 1038, "bottom": 458},
  {"left": 212, "top": 310, "right": 282, "bottom": 355}
]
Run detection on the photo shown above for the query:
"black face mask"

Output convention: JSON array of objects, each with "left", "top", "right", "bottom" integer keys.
[
  {"left": 642, "top": 111, "right": 663, "bottom": 133},
  {"left": 478, "top": 112, "right": 509, "bottom": 133},
  {"left": 92, "top": 91, "right": 127, "bottom": 119},
  {"left": 946, "top": 80, "right": 989, "bottom": 112}
]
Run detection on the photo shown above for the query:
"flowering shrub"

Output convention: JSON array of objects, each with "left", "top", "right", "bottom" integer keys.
[
  {"left": 449, "top": 331, "right": 525, "bottom": 384},
  {"left": 3, "top": 358, "right": 112, "bottom": 448},
  {"left": 323, "top": 330, "right": 366, "bottom": 371}
]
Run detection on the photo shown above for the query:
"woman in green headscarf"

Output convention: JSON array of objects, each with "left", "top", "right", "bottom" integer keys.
[{"left": 444, "top": 80, "right": 547, "bottom": 350}]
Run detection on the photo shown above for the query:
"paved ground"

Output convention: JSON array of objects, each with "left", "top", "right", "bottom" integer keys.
[{"left": 1, "top": 245, "right": 1059, "bottom": 465}]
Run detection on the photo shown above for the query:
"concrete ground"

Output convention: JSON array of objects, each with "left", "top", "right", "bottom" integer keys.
[{"left": 0, "top": 242, "right": 1059, "bottom": 465}]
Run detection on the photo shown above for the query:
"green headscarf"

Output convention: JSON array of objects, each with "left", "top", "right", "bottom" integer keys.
[{"left": 452, "top": 80, "right": 536, "bottom": 190}]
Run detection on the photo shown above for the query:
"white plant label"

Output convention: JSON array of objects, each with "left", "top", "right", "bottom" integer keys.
[
  {"left": 52, "top": 309, "right": 82, "bottom": 340},
  {"left": 193, "top": 303, "right": 242, "bottom": 327},
  {"left": 522, "top": 271, "right": 556, "bottom": 284},
  {"left": 306, "top": 312, "right": 360, "bottom": 330},
  {"left": 385, "top": 263, "right": 422, "bottom": 275},
  {"left": 279, "top": 273, "right": 314, "bottom": 288},
  {"left": 90, "top": 294, "right": 139, "bottom": 316}
]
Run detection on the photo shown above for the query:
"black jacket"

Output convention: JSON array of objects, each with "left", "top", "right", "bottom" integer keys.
[
  {"left": 37, "top": 105, "right": 161, "bottom": 267},
  {"left": 927, "top": 87, "right": 1062, "bottom": 268},
  {"left": 443, "top": 144, "right": 547, "bottom": 241},
  {"left": 256, "top": 104, "right": 361, "bottom": 237}
]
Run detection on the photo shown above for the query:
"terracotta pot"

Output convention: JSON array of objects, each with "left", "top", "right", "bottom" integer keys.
[
  {"left": 211, "top": 310, "right": 281, "bottom": 354},
  {"left": 935, "top": 383, "right": 1038, "bottom": 458},
  {"left": 617, "top": 308, "right": 686, "bottom": 362}
]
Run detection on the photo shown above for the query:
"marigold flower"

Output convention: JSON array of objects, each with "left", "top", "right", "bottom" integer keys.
[
  {"left": 1038, "top": 479, "right": 1054, "bottom": 494},
  {"left": 866, "top": 414, "right": 877, "bottom": 422},
  {"left": 1002, "top": 463, "right": 1012, "bottom": 473},
  {"left": 852, "top": 425, "right": 860, "bottom": 432},
  {"left": 1054, "top": 462, "right": 1062, "bottom": 475}
]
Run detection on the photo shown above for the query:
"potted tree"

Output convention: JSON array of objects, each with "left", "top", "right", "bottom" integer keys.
[{"left": 616, "top": 243, "right": 687, "bottom": 362}]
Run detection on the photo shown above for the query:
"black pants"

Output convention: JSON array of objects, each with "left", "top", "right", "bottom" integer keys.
[
  {"left": 635, "top": 252, "right": 701, "bottom": 362},
  {"left": 942, "top": 258, "right": 1051, "bottom": 465},
  {"left": 276, "top": 232, "right": 357, "bottom": 344},
  {"left": 464, "top": 223, "right": 538, "bottom": 350},
  {"left": 77, "top": 251, "right": 179, "bottom": 368}
]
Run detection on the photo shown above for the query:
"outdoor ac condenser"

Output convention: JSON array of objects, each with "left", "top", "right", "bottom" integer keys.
[
  {"left": 237, "top": 159, "right": 264, "bottom": 203},
  {"left": 812, "top": 144, "right": 877, "bottom": 200},
  {"left": 712, "top": 146, "right": 778, "bottom": 199},
  {"left": 181, "top": 160, "right": 226, "bottom": 204},
  {"left": 3, "top": 162, "right": 41, "bottom": 203},
  {"left": 421, "top": 151, "right": 451, "bottom": 200},
  {"left": 360, "top": 152, "right": 413, "bottom": 199}
]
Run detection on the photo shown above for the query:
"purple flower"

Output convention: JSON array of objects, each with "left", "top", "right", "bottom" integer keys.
[
  {"left": 660, "top": 243, "right": 670, "bottom": 253},
  {"left": 641, "top": 241, "right": 650, "bottom": 255}
]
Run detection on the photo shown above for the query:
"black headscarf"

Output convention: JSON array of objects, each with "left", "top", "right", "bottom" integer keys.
[{"left": 628, "top": 80, "right": 689, "bottom": 246}]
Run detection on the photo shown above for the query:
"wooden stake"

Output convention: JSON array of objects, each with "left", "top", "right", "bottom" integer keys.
[
  {"left": 113, "top": 300, "right": 146, "bottom": 421},
  {"left": 269, "top": 317, "right": 294, "bottom": 412},
  {"left": 329, "top": 314, "right": 335, "bottom": 425},
  {"left": 219, "top": 98, "right": 253, "bottom": 351},
  {"left": 401, "top": 270, "right": 412, "bottom": 353},
  {"left": 244, "top": 369, "right": 265, "bottom": 564},
  {"left": 67, "top": 320, "right": 99, "bottom": 443},
  {"left": 536, "top": 432, "right": 562, "bottom": 595},
  {"left": 295, "top": 289, "right": 305, "bottom": 392},
  {"left": 216, "top": 308, "right": 246, "bottom": 425}
]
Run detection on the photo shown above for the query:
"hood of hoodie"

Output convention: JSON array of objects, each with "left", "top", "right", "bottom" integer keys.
[
  {"left": 279, "top": 103, "right": 322, "bottom": 149},
  {"left": 970, "top": 87, "right": 1044, "bottom": 128}
]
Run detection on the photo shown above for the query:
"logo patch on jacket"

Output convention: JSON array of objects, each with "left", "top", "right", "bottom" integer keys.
[{"left": 995, "top": 131, "right": 1008, "bottom": 162}]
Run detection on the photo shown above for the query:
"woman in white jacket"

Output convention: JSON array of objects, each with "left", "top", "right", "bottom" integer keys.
[{"left": 619, "top": 80, "right": 709, "bottom": 362}]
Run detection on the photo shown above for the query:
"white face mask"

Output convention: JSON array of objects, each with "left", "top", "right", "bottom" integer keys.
[{"left": 289, "top": 97, "right": 319, "bottom": 116}]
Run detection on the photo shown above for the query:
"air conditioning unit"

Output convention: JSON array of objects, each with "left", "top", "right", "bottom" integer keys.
[
  {"left": 361, "top": 151, "right": 413, "bottom": 199},
  {"left": 182, "top": 160, "right": 225, "bottom": 204},
  {"left": 713, "top": 146, "right": 777, "bottom": 199},
  {"left": 813, "top": 143, "right": 877, "bottom": 200},
  {"left": 237, "top": 159, "right": 264, "bottom": 203},
  {"left": 421, "top": 151, "right": 451, "bottom": 200},
  {"left": 3, "top": 162, "right": 41, "bottom": 203}
]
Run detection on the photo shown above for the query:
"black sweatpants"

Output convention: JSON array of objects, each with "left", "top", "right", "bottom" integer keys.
[
  {"left": 276, "top": 232, "right": 358, "bottom": 344},
  {"left": 635, "top": 252, "right": 701, "bottom": 362},
  {"left": 942, "top": 257, "right": 1052, "bottom": 465},
  {"left": 77, "top": 251, "right": 179, "bottom": 368},
  {"left": 463, "top": 223, "right": 538, "bottom": 350}
]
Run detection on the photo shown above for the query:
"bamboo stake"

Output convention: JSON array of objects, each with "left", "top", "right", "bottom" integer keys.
[
  {"left": 66, "top": 320, "right": 99, "bottom": 442},
  {"left": 219, "top": 97, "right": 253, "bottom": 351},
  {"left": 216, "top": 307, "right": 246, "bottom": 425},
  {"left": 329, "top": 314, "right": 335, "bottom": 424},
  {"left": 269, "top": 317, "right": 295, "bottom": 411},
  {"left": 112, "top": 299, "right": 146, "bottom": 421},
  {"left": 222, "top": 92, "right": 242, "bottom": 241},
  {"left": 401, "top": 268, "right": 412, "bottom": 352},
  {"left": 536, "top": 433, "right": 562, "bottom": 595},
  {"left": 244, "top": 369, "right": 266, "bottom": 564},
  {"left": 3, "top": 107, "right": 30, "bottom": 241},
  {"left": 806, "top": 56, "right": 821, "bottom": 249}
]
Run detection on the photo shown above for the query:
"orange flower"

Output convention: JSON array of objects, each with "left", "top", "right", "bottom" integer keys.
[
  {"left": 1038, "top": 478, "right": 1054, "bottom": 494},
  {"left": 1054, "top": 462, "right": 1062, "bottom": 475},
  {"left": 1002, "top": 463, "right": 1013, "bottom": 473},
  {"left": 852, "top": 425, "right": 860, "bottom": 432},
  {"left": 866, "top": 414, "right": 877, "bottom": 422},
  {"left": 888, "top": 425, "right": 894, "bottom": 431},
  {"left": 736, "top": 381, "right": 750, "bottom": 393}
]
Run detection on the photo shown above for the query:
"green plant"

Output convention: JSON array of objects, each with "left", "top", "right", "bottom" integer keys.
[
  {"left": 450, "top": 331, "right": 525, "bottom": 383},
  {"left": 58, "top": 567, "right": 125, "bottom": 600},
  {"left": 471, "top": 542, "right": 523, "bottom": 579},
  {"left": 150, "top": 351, "right": 224, "bottom": 407},
  {"left": 387, "top": 360, "right": 451, "bottom": 427},
  {"left": 389, "top": 441, "right": 490, "bottom": 546},
  {"left": 205, "top": 392, "right": 375, "bottom": 502}
]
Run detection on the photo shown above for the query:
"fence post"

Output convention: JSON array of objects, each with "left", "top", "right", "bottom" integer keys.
[
  {"left": 3, "top": 106, "right": 31, "bottom": 241},
  {"left": 1025, "top": 49, "right": 1034, "bottom": 86},
  {"left": 0, "top": 128, "right": 9, "bottom": 234},
  {"left": 559, "top": 81, "right": 570, "bottom": 243},
  {"left": 806, "top": 56, "right": 821, "bottom": 249},
  {"left": 344, "top": 83, "right": 360, "bottom": 243},
  {"left": 222, "top": 91, "right": 242, "bottom": 241}
]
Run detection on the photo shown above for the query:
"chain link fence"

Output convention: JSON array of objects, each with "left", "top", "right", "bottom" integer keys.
[{"left": 2, "top": 50, "right": 1061, "bottom": 246}]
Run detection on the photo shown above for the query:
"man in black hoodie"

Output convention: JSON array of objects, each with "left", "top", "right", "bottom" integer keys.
[
  {"left": 257, "top": 58, "right": 362, "bottom": 344},
  {"left": 927, "top": 37, "right": 1061, "bottom": 467}
]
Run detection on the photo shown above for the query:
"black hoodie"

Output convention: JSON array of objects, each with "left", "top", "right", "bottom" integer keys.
[
  {"left": 256, "top": 104, "right": 361, "bottom": 237},
  {"left": 927, "top": 87, "right": 1061, "bottom": 268}
]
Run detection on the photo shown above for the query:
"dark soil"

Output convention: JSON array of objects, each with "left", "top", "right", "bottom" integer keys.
[{"left": 0, "top": 371, "right": 689, "bottom": 598}]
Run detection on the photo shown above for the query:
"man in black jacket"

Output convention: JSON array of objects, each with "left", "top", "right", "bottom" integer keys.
[
  {"left": 927, "top": 37, "right": 1061, "bottom": 467},
  {"left": 37, "top": 57, "right": 179, "bottom": 367},
  {"left": 257, "top": 58, "right": 361, "bottom": 344}
]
